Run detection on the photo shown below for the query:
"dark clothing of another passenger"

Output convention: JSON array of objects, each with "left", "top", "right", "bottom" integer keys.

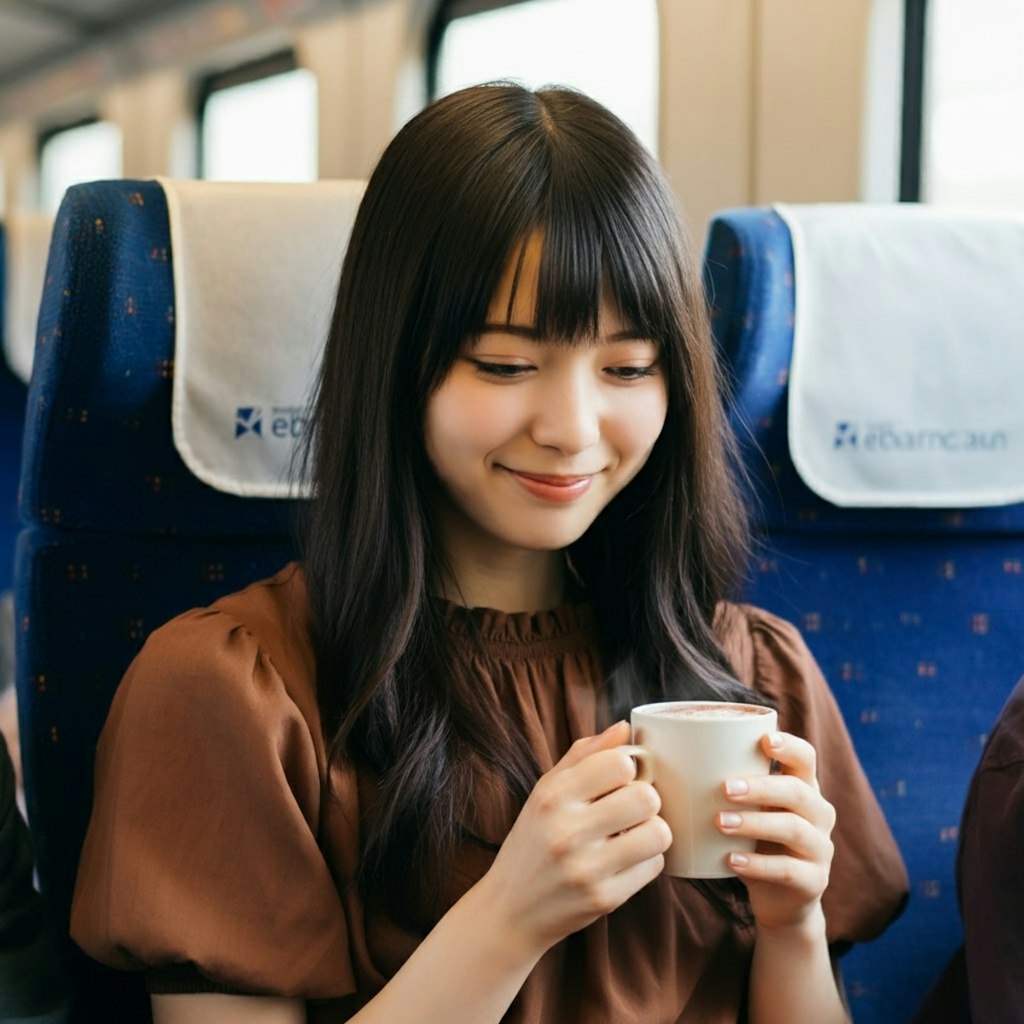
[
  {"left": 0, "top": 732, "right": 71, "bottom": 1023},
  {"left": 958, "top": 676, "right": 1024, "bottom": 1021},
  {"left": 913, "top": 676, "right": 1024, "bottom": 1024}
]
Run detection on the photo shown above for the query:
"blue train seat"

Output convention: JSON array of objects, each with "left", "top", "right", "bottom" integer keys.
[
  {"left": 0, "top": 363, "right": 25, "bottom": 597},
  {"left": 0, "top": 216, "right": 40, "bottom": 594},
  {"left": 15, "top": 179, "right": 349, "bottom": 1022},
  {"left": 704, "top": 207, "right": 1024, "bottom": 1023},
  {"left": 0, "top": 216, "right": 42, "bottom": 704}
]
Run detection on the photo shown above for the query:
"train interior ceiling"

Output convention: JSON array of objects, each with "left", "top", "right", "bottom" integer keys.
[
  {"left": 1, "top": 0, "right": 917, "bottom": 232},
  {"left": 2, "top": 1, "right": 1024, "bottom": 1023}
]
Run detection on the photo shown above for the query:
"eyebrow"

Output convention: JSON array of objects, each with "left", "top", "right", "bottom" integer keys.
[{"left": 478, "top": 322, "right": 652, "bottom": 342}]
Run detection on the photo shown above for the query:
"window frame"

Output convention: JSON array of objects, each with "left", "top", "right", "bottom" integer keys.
[
  {"left": 37, "top": 114, "right": 121, "bottom": 211},
  {"left": 900, "top": 0, "right": 929, "bottom": 201},
  {"left": 425, "top": 0, "right": 659, "bottom": 157},
  {"left": 195, "top": 49, "right": 301, "bottom": 180},
  {"left": 427, "top": 0, "right": 541, "bottom": 101},
  {"left": 37, "top": 114, "right": 102, "bottom": 162}
]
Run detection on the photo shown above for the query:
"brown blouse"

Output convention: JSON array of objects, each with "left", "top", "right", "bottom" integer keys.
[{"left": 71, "top": 563, "right": 908, "bottom": 1022}]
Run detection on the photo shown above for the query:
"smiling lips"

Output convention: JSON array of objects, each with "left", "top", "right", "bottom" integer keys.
[{"left": 505, "top": 469, "right": 596, "bottom": 503}]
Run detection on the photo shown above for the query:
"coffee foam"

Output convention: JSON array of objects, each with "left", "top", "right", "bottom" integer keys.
[{"left": 645, "top": 702, "right": 771, "bottom": 720}]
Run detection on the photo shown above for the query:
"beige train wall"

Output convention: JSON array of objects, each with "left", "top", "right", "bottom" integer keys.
[{"left": 0, "top": 0, "right": 900, "bottom": 241}]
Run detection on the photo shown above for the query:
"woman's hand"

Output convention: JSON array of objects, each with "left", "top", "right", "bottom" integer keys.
[
  {"left": 478, "top": 721, "right": 672, "bottom": 959},
  {"left": 716, "top": 731, "right": 837, "bottom": 935}
]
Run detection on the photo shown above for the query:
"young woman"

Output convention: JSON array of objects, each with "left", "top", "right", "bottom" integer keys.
[{"left": 71, "top": 84, "right": 907, "bottom": 1023}]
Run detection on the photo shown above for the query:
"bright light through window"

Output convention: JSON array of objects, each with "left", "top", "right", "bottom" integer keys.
[
  {"left": 924, "top": 0, "right": 1024, "bottom": 206},
  {"left": 202, "top": 68, "right": 318, "bottom": 182},
  {"left": 39, "top": 121, "right": 122, "bottom": 214},
  {"left": 436, "top": 0, "right": 659, "bottom": 155}
]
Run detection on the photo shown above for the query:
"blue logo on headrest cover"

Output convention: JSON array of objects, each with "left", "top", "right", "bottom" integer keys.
[
  {"left": 834, "top": 422, "right": 858, "bottom": 449},
  {"left": 833, "top": 420, "right": 1007, "bottom": 453},
  {"left": 235, "top": 407, "right": 263, "bottom": 438},
  {"left": 234, "top": 405, "right": 307, "bottom": 440}
]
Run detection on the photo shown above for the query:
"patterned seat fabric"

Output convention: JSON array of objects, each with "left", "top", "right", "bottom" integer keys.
[
  {"left": 704, "top": 207, "right": 1024, "bottom": 1023},
  {"left": 0, "top": 224, "right": 29, "bottom": 596},
  {"left": 0, "top": 365, "right": 25, "bottom": 595},
  {"left": 16, "top": 181, "right": 299, "bottom": 1022},
  {"left": 0, "top": 224, "right": 30, "bottom": 706}
]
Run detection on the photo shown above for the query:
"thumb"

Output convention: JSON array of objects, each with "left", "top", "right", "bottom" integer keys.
[{"left": 552, "top": 720, "right": 631, "bottom": 774}]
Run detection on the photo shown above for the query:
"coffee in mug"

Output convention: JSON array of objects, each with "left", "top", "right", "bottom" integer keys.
[{"left": 622, "top": 700, "right": 777, "bottom": 878}]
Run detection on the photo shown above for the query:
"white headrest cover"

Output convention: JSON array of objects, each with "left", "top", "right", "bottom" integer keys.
[
  {"left": 159, "top": 177, "right": 366, "bottom": 498},
  {"left": 3, "top": 212, "right": 54, "bottom": 383},
  {"left": 777, "top": 202, "right": 1024, "bottom": 508}
]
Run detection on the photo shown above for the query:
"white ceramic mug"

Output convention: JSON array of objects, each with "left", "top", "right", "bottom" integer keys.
[{"left": 623, "top": 700, "right": 778, "bottom": 878}]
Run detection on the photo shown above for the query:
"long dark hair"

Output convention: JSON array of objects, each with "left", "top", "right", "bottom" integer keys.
[{"left": 302, "top": 84, "right": 753, "bottom": 930}]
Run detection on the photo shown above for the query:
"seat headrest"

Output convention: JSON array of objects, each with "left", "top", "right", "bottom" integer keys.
[
  {"left": 21, "top": 179, "right": 357, "bottom": 537},
  {"left": 2, "top": 211, "right": 54, "bottom": 383},
  {"left": 158, "top": 178, "right": 365, "bottom": 498},
  {"left": 705, "top": 206, "right": 1024, "bottom": 535},
  {"left": 776, "top": 202, "right": 1024, "bottom": 509}
]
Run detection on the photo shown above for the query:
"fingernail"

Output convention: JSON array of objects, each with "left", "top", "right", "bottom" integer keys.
[
  {"left": 602, "top": 720, "right": 627, "bottom": 735},
  {"left": 724, "top": 779, "right": 748, "bottom": 796},
  {"left": 719, "top": 812, "right": 742, "bottom": 828},
  {"left": 768, "top": 732, "right": 784, "bottom": 749},
  {"left": 729, "top": 852, "right": 749, "bottom": 868}
]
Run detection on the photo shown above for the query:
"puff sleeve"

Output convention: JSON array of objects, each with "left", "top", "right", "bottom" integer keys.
[
  {"left": 70, "top": 607, "right": 356, "bottom": 1000},
  {"left": 736, "top": 605, "right": 910, "bottom": 947}
]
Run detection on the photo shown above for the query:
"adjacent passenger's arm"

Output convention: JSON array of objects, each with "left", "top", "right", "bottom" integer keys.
[{"left": 153, "top": 722, "right": 669, "bottom": 1024}]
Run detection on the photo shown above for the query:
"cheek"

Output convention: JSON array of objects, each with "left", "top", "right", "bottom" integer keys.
[
  {"left": 424, "top": 382, "right": 521, "bottom": 474},
  {"left": 423, "top": 391, "right": 461, "bottom": 475},
  {"left": 614, "top": 389, "right": 669, "bottom": 466}
]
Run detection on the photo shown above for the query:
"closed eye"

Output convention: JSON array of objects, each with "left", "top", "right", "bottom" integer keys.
[
  {"left": 605, "top": 365, "right": 659, "bottom": 381},
  {"left": 468, "top": 359, "right": 535, "bottom": 379}
]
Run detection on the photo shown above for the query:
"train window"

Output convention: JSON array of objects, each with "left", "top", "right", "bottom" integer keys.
[
  {"left": 38, "top": 119, "right": 123, "bottom": 214},
  {"left": 921, "top": 0, "right": 1024, "bottom": 206},
  {"left": 199, "top": 52, "right": 318, "bottom": 183},
  {"left": 429, "top": 0, "right": 659, "bottom": 155}
]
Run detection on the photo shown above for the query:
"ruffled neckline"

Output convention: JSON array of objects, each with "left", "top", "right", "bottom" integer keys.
[{"left": 440, "top": 598, "right": 597, "bottom": 654}]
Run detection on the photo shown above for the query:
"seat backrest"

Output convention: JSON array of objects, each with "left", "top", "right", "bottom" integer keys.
[
  {"left": 0, "top": 217, "right": 37, "bottom": 594},
  {"left": 15, "top": 179, "right": 355, "bottom": 1022},
  {"left": 0, "top": 363, "right": 25, "bottom": 598},
  {"left": 0, "top": 220, "right": 33, "bottom": 691},
  {"left": 704, "top": 207, "right": 1024, "bottom": 1023}
]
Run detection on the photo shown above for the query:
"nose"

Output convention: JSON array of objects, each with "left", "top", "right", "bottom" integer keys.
[{"left": 529, "top": 371, "right": 602, "bottom": 455}]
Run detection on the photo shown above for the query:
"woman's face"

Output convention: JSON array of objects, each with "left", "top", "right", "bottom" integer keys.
[{"left": 424, "top": 232, "right": 669, "bottom": 564}]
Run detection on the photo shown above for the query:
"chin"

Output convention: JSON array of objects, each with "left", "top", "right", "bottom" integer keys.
[{"left": 502, "top": 520, "right": 594, "bottom": 552}]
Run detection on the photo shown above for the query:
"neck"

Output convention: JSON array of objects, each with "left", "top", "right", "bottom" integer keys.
[
  {"left": 435, "top": 512, "right": 567, "bottom": 613},
  {"left": 438, "top": 552, "right": 566, "bottom": 613}
]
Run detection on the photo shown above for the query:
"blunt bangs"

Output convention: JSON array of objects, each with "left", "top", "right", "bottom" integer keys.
[
  {"left": 402, "top": 85, "right": 689, "bottom": 408},
  {"left": 528, "top": 198, "right": 684, "bottom": 352},
  {"left": 529, "top": 90, "right": 688, "bottom": 350}
]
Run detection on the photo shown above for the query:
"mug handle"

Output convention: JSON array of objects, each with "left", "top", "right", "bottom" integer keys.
[{"left": 619, "top": 744, "right": 654, "bottom": 783}]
